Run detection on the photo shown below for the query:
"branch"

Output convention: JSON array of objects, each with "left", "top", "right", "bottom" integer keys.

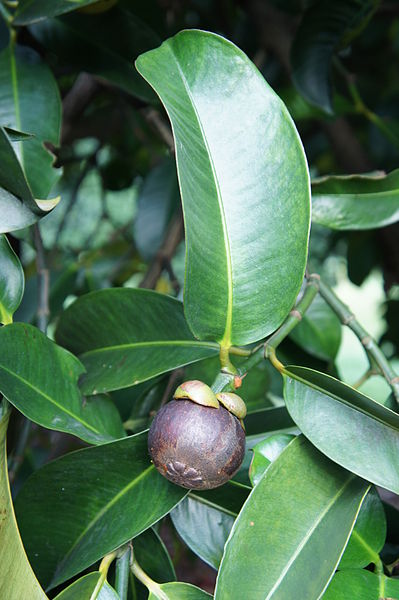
[
  {"left": 143, "top": 108, "right": 175, "bottom": 153},
  {"left": 318, "top": 278, "right": 399, "bottom": 404}
]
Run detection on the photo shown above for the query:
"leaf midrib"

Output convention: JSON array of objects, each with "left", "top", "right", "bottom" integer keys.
[
  {"left": 52, "top": 463, "right": 155, "bottom": 585},
  {"left": 167, "top": 43, "right": 233, "bottom": 347},
  {"left": 80, "top": 339, "right": 219, "bottom": 358},
  {"left": 0, "top": 365, "right": 99, "bottom": 435},
  {"left": 264, "top": 476, "right": 355, "bottom": 599}
]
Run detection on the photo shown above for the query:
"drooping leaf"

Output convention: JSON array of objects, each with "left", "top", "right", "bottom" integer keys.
[
  {"left": 15, "top": 430, "right": 186, "bottom": 589},
  {"left": 14, "top": 0, "right": 116, "bottom": 24},
  {"left": 311, "top": 170, "right": 399, "bottom": 230},
  {"left": 148, "top": 582, "right": 212, "bottom": 600},
  {"left": 0, "top": 323, "right": 122, "bottom": 445},
  {"left": 171, "top": 496, "right": 235, "bottom": 570},
  {"left": 55, "top": 288, "right": 219, "bottom": 394},
  {"left": 53, "top": 572, "right": 118, "bottom": 600},
  {"left": 0, "top": 234, "right": 24, "bottom": 324},
  {"left": 0, "top": 44, "right": 61, "bottom": 199},
  {"left": 0, "top": 410, "right": 47, "bottom": 600},
  {"left": 323, "top": 568, "right": 399, "bottom": 600},
  {"left": 283, "top": 366, "right": 399, "bottom": 494},
  {"left": 339, "top": 487, "right": 386, "bottom": 569},
  {"left": 0, "top": 128, "right": 59, "bottom": 233},
  {"left": 136, "top": 30, "right": 310, "bottom": 347},
  {"left": 291, "top": 0, "right": 379, "bottom": 114},
  {"left": 290, "top": 294, "right": 341, "bottom": 361},
  {"left": 249, "top": 433, "right": 296, "bottom": 486},
  {"left": 134, "top": 157, "right": 179, "bottom": 261},
  {"left": 30, "top": 8, "right": 159, "bottom": 102},
  {"left": 215, "top": 436, "right": 369, "bottom": 600}
]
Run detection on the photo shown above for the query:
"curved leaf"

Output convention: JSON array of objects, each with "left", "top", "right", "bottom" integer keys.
[
  {"left": 283, "top": 366, "right": 399, "bottom": 494},
  {"left": 30, "top": 8, "right": 159, "bottom": 102},
  {"left": 249, "top": 433, "right": 296, "bottom": 486},
  {"left": 0, "top": 44, "right": 61, "bottom": 199},
  {"left": 53, "top": 572, "right": 118, "bottom": 600},
  {"left": 0, "top": 323, "right": 121, "bottom": 444},
  {"left": 148, "top": 582, "right": 212, "bottom": 600},
  {"left": 323, "top": 569, "right": 399, "bottom": 599},
  {"left": 171, "top": 496, "right": 235, "bottom": 570},
  {"left": 215, "top": 436, "right": 369, "bottom": 600},
  {"left": 14, "top": 0, "right": 115, "bottom": 24},
  {"left": 291, "top": 0, "right": 378, "bottom": 113},
  {"left": 0, "top": 410, "right": 47, "bottom": 600},
  {"left": 312, "top": 170, "right": 399, "bottom": 230},
  {"left": 136, "top": 30, "right": 310, "bottom": 347},
  {"left": 0, "top": 234, "right": 24, "bottom": 324},
  {"left": 55, "top": 288, "right": 219, "bottom": 394},
  {"left": 339, "top": 487, "right": 386, "bottom": 569},
  {"left": 15, "top": 430, "right": 186, "bottom": 589}
]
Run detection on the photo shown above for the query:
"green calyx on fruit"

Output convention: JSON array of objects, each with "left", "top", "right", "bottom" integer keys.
[
  {"left": 216, "top": 392, "right": 247, "bottom": 419},
  {"left": 173, "top": 380, "right": 219, "bottom": 408}
]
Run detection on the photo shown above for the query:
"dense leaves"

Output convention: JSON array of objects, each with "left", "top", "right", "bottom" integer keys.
[
  {"left": 136, "top": 30, "right": 310, "bottom": 347},
  {"left": 55, "top": 288, "right": 219, "bottom": 393},
  {"left": 15, "top": 431, "right": 186, "bottom": 589}
]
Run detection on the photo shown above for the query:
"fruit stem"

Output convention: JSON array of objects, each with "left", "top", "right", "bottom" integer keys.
[{"left": 219, "top": 344, "right": 237, "bottom": 374}]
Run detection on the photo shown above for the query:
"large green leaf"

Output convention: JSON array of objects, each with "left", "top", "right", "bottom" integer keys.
[
  {"left": 311, "top": 170, "right": 399, "bottom": 230},
  {"left": 55, "top": 288, "right": 219, "bottom": 394},
  {"left": 244, "top": 405, "right": 295, "bottom": 436},
  {"left": 53, "top": 572, "right": 118, "bottom": 600},
  {"left": 290, "top": 294, "right": 341, "bottom": 361},
  {"left": 339, "top": 487, "right": 386, "bottom": 569},
  {"left": 148, "top": 582, "right": 212, "bottom": 600},
  {"left": 0, "top": 323, "right": 122, "bottom": 444},
  {"left": 283, "top": 366, "right": 399, "bottom": 494},
  {"left": 30, "top": 8, "right": 159, "bottom": 102},
  {"left": 0, "top": 234, "right": 24, "bottom": 324},
  {"left": 291, "top": 0, "right": 378, "bottom": 114},
  {"left": 171, "top": 496, "right": 235, "bottom": 570},
  {"left": 0, "top": 44, "right": 61, "bottom": 199},
  {"left": 14, "top": 0, "right": 115, "bottom": 24},
  {"left": 0, "top": 410, "right": 47, "bottom": 600},
  {"left": 323, "top": 569, "right": 399, "bottom": 599},
  {"left": 0, "top": 128, "right": 60, "bottom": 233},
  {"left": 15, "top": 430, "right": 186, "bottom": 589},
  {"left": 215, "top": 436, "right": 369, "bottom": 600},
  {"left": 136, "top": 30, "right": 310, "bottom": 347}
]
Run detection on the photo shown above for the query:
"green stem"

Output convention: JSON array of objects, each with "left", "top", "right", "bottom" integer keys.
[
  {"left": 131, "top": 557, "right": 168, "bottom": 600},
  {"left": 219, "top": 344, "right": 237, "bottom": 374},
  {"left": 115, "top": 545, "right": 131, "bottom": 600},
  {"left": 318, "top": 279, "right": 399, "bottom": 405},
  {"left": 211, "top": 370, "right": 236, "bottom": 394},
  {"left": 90, "top": 550, "right": 118, "bottom": 600},
  {"left": 264, "top": 274, "right": 319, "bottom": 354},
  {"left": 8, "top": 416, "right": 31, "bottom": 484},
  {"left": 0, "top": 2, "right": 12, "bottom": 24}
]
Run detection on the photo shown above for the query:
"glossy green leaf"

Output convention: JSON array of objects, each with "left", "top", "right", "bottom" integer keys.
[
  {"left": 284, "top": 366, "right": 399, "bottom": 494},
  {"left": 0, "top": 323, "right": 122, "bottom": 445},
  {"left": 291, "top": 0, "right": 378, "bottom": 113},
  {"left": 134, "top": 157, "right": 179, "bottom": 261},
  {"left": 136, "top": 30, "right": 310, "bottom": 347},
  {"left": 191, "top": 480, "right": 251, "bottom": 518},
  {"left": 171, "top": 496, "right": 235, "bottom": 570},
  {"left": 323, "top": 569, "right": 399, "bottom": 600},
  {"left": 55, "top": 288, "right": 219, "bottom": 394},
  {"left": 215, "top": 436, "right": 369, "bottom": 600},
  {"left": 0, "top": 128, "right": 59, "bottom": 233},
  {"left": 339, "top": 487, "right": 386, "bottom": 569},
  {"left": 81, "top": 395, "right": 126, "bottom": 440},
  {"left": 244, "top": 405, "right": 295, "bottom": 436},
  {"left": 249, "top": 433, "right": 296, "bottom": 486},
  {"left": 312, "top": 170, "right": 399, "bottom": 230},
  {"left": 290, "top": 294, "right": 341, "bottom": 361},
  {"left": 0, "top": 410, "right": 47, "bottom": 600},
  {"left": 0, "top": 234, "right": 24, "bottom": 324},
  {"left": 53, "top": 572, "right": 118, "bottom": 600},
  {"left": 15, "top": 430, "right": 186, "bottom": 589},
  {"left": 30, "top": 8, "right": 159, "bottom": 102},
  {"left": 148, "top": 582, "right": 212, "bottom": 600},
  {"left": 0, "top": 44, "right": 61, "bottom": 199},
  {"left": 14, "top": 0, "right": 116, "bottom": 24}
]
